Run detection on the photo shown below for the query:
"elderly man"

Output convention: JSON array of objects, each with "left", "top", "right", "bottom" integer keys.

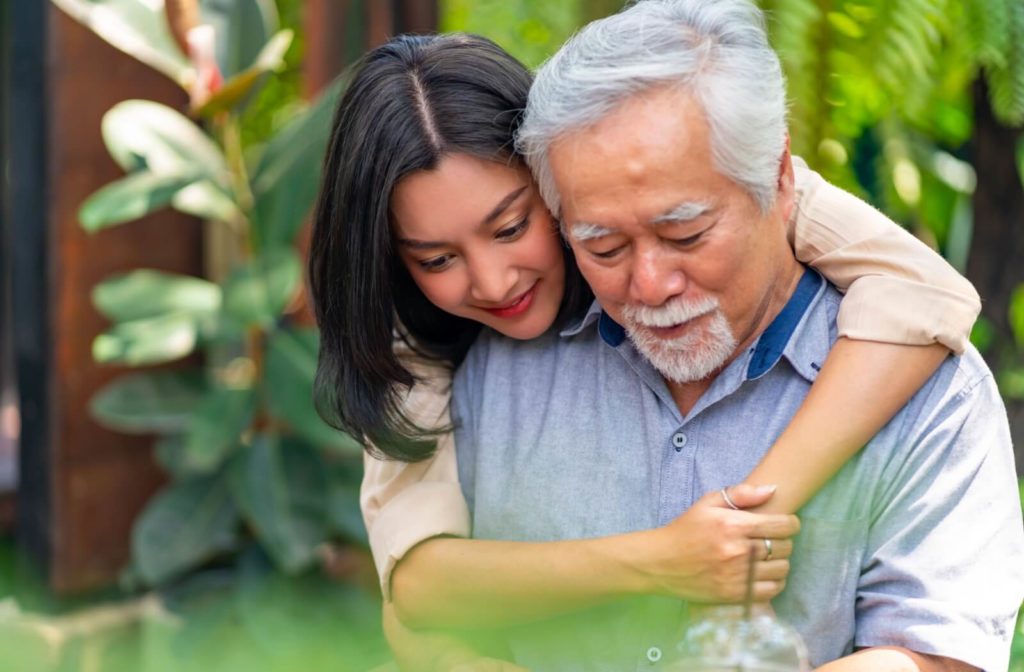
[{"left": 451, "top": 0, "right": 1024, "bottom": 670}]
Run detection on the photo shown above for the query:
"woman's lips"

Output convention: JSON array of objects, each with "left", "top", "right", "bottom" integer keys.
[{"left": 481, "top": 282, "right": 538, "bottom": 319}]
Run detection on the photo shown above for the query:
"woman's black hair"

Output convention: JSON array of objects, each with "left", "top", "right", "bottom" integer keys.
[{"left": 309, "top": 33, "right": 592, "bottom": 462}]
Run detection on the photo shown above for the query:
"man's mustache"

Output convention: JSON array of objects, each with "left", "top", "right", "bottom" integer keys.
[{"left": 622, "top": 295, "right": 720, "bottom": 328}]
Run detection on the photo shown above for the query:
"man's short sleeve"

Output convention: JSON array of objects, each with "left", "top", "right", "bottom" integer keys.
[{"left": 855, "top": 366, "right": 1024, "bottom": 671}]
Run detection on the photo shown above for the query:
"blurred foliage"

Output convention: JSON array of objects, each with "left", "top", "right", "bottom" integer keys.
[
  {"left": 52, "top": 0, "right": 363, "bottom": 588},
  {"left": 0, "top": 539, "right": 388, "bottom": 672},
  {"left": 441, "top": 0, "right": 586, "bottom": 68}
]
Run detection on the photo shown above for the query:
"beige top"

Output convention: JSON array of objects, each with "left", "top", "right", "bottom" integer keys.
[{"left": 360, "top": 159, "right": 981, "bottom": 597}]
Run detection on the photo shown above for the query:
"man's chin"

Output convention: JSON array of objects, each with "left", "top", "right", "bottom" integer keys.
[{"left": 626, "top": 323, "right": 737, "bottom": 384}]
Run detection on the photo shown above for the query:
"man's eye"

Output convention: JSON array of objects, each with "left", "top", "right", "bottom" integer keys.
[
  {"left": 671, "top": 232, "right": 705, "bottom": 247},
  {"left": 592, "top": 246, "right": 625, "bottom": 260},
  {"left": 419, "top": 255, "right": 454, "bottom": 272},
  {"left": 495, "top": 217, "right": 529, "bottom": 241}
]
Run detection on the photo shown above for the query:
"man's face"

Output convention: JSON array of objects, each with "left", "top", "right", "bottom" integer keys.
[{"left": 549, "top": 86, "right": 799, "bottom": 383}]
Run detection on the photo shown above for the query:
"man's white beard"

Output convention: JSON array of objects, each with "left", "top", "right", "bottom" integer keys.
[{"left": 623, "top": 295, "right": 738, "bottom": 384}]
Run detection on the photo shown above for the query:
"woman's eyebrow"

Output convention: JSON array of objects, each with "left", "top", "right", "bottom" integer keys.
[{"left": 481, "top": 185, "right": 529, "bottom": 226}]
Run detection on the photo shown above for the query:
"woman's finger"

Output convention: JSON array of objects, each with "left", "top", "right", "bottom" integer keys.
[
  {"left": 754, "top": 559, "right": 791, "bottom": 582},
  {"left": 752, "top": 578, "right": 787, "bottom": 601}
]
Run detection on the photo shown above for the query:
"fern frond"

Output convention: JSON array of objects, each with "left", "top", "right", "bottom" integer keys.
[{"left": 985, "top": 0, "right": 1024, "bottom": 126}]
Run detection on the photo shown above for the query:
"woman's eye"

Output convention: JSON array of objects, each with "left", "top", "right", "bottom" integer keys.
[
  {"left": 495, "top": 217, "right": 529, "bottom": 241},
  {"left": 419, "top": 255, "right": 453, "bottom": 272}
]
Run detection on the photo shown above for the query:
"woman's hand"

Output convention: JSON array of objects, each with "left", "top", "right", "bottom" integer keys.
[{"left": 638, "top": 484, "right": 799, "bottom": 603}]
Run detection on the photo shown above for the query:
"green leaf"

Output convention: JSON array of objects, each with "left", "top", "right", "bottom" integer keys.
[
  {"left": 196, "top": 30, "right": 294, "bottom": 117},
  {"left": 90, "top": 370, "right": 207, "bottom": 434},
  {"left": 327, "top": 460, "right": 367, "bottom": 546},
  {"left": 133, "top": 475, "right": 239, "bottom": 585},
  {"left": 222, "top": 247, "right": 302, "bottom": 327},
  {"left": 250, "top": 77, "right": 345, "bottom": 248},
  {"left": 201, "top": 0, "right": 279, "bottom": 79},
  {"left": 79, "top": 170, "right": 201, "bottom": 232},
  {"left": 92, "top": 270, "right": 221, "bottom": 323},
  {"left": 154, "top": 435, "right": 199, "bottom": 480},
  {"left": 182, "top": 387, "right": 256, "bottom": 473},
  {"left": 1010, "top": 285, "right": 1024, "bottom": 347},
  {"left": 51, "top": 0, "right": 192, "bottom": 87},
  {"left": 172, "top": 181, "right": 245, "bottom": 223},
  {"left": 102, "top": 100, "right": 230, "bottom": 183},
  {"left": 264, "top": 328, "right": 362, "bottom": 454},
  {"left": 93, "top": 312, "right": 199, "bottom": 366},
  {"left": 229, "top": 434, "right": 329, "bottom": 573}
]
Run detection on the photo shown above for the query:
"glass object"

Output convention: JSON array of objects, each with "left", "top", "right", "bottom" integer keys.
[{"left": 668, "top": 604, "right": 810, "bottom": 671}]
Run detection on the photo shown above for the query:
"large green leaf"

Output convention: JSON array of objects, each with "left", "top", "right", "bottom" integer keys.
[
  {"left": 52, "top": 0, "right": 193, "bottom": 87},
  {"left": 90, "top": 369, "right": 207, "bottom": 434},
  {"left": 221, "top": 247, "right": 301, "bottom": 327},
  {"left": 201, "top": 0, "right": 279, "bottom": 79},
  {"left": 229, "top": 434, "right": 329, "bottom": 573},
  {"left": 250, "top": 77, "right": 345, "bottom": 248},
  {"left": 79, "top": 170, "right": 201, "bottom": 232},
  {"left": 133, "top": 474, "right": 239, "bottom": 585},
  {"left": 182, "top": 387, "right": 256, "bottom": 473},
  {"left": 102, "top": 100, "right": 230, "bottom": 184},
  {"left": 172, "top": 180, "right": 245, "bottom": 223},
  {"left": 264, "top": 328, "right": 362, "bottom": 454},
  {"left": 327, "top": 459, "right": 368, "bottom": 546},
  {"left": 93, "top": 312, "right": 199, "bottom": 366},
  {"left": 92, "top": 270, "right": 221, "bottom": 323},
  {"left": 196, "top": 30, "right": 293, "bottom": 118}
]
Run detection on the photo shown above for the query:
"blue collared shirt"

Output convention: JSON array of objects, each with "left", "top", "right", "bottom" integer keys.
[{"left": 453, "top": 271, "right": 1024, "bottom": 671}]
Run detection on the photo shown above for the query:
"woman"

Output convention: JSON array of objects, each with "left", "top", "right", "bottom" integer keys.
[{"left": 309, "top": 33, "right": 978, "bottom": 667}]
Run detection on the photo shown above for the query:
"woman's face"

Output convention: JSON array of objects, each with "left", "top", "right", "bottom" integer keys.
[{"left": 392, "top": 153, "right": 566, "bottom": 340}]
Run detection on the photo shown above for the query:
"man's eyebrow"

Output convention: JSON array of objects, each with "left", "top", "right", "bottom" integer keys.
[
  {"left": 569, "top": 222, "right": 616, "bottom": 242},
  {"left": 398, "top": 185, "right": 529, "bottom": 250},
  {"left": 651, "top": 200, "right": 712, "bottom": 225}
]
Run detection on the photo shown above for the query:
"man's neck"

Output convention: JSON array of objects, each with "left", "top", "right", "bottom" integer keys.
[{"left": 667, "top": 261, "right": 805, "bottom": 417}]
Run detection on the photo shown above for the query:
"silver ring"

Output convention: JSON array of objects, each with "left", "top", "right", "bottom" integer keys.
[
  {"left": 720, "top": 487, "right": 740, "bottom": 510},
  {"left": 763, "top": 538, "right": 774, "bottom": 561}
]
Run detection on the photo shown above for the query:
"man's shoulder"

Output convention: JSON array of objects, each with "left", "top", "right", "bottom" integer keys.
[{"left": 454, "top": 323, "right": 602, "bottom": 396}]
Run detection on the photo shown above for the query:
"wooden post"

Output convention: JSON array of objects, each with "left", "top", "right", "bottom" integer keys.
[{"left": 10, "top": 5, "right": 204, "bottom": 593}]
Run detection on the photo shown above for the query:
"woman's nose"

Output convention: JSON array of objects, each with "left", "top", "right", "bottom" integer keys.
[{"left": 468, "top": 254, "right": 517, "bottom": 304}]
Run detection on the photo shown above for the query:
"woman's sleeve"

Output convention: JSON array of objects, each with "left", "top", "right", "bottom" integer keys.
[
  {"left": 789, "top": 157, "right": 981, "bottom": 354},
  {"left": 360, "top": 345, "right": 471, "bottom": 600}
]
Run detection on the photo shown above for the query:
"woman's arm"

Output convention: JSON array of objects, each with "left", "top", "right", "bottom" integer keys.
[
  {"left": 740, "top": 158, "right": 979, "bottom": 514},
  {"left": 392, "top": 485, "right": 797, "bottom": 629}
]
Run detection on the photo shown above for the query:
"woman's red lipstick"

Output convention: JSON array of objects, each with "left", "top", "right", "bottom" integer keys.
[{"left": 482, "top": 282, "right": 538, "bottom": 318}]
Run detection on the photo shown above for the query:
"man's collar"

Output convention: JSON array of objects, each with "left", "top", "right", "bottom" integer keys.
[
  {"left": 559, "top": 268, "right": 830, "bottom": 383},
  {"left": 746, "top": 269, "right": 824, "bottom": 380}
]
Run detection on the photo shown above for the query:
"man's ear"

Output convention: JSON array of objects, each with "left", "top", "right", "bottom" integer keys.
[{"left": 775, "top": 135, "right": 795, "bottom": 224}]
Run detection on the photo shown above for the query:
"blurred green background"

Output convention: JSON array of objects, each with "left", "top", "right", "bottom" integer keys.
[{"left": 1, "top": 0, "right": 1022, "bottom": 670}]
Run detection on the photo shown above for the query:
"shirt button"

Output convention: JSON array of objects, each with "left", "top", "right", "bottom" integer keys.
[
  {"left": 646, "top": 646, "right": 662, "bottom": 663},
  {"left": 672, "top": 432, "right": 687, "bottom": 450}
]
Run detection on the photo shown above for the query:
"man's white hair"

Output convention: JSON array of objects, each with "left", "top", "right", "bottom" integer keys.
[{"left": 517, "top": 0, "right": 788, "bottom": 217}]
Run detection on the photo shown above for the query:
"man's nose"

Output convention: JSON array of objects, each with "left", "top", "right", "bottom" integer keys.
[
  {"left": 629, "top": 246, "right": 686, "bottom": 306},
  {"left": 468, "top": 253, "right": 517, "bottom": 304}
]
